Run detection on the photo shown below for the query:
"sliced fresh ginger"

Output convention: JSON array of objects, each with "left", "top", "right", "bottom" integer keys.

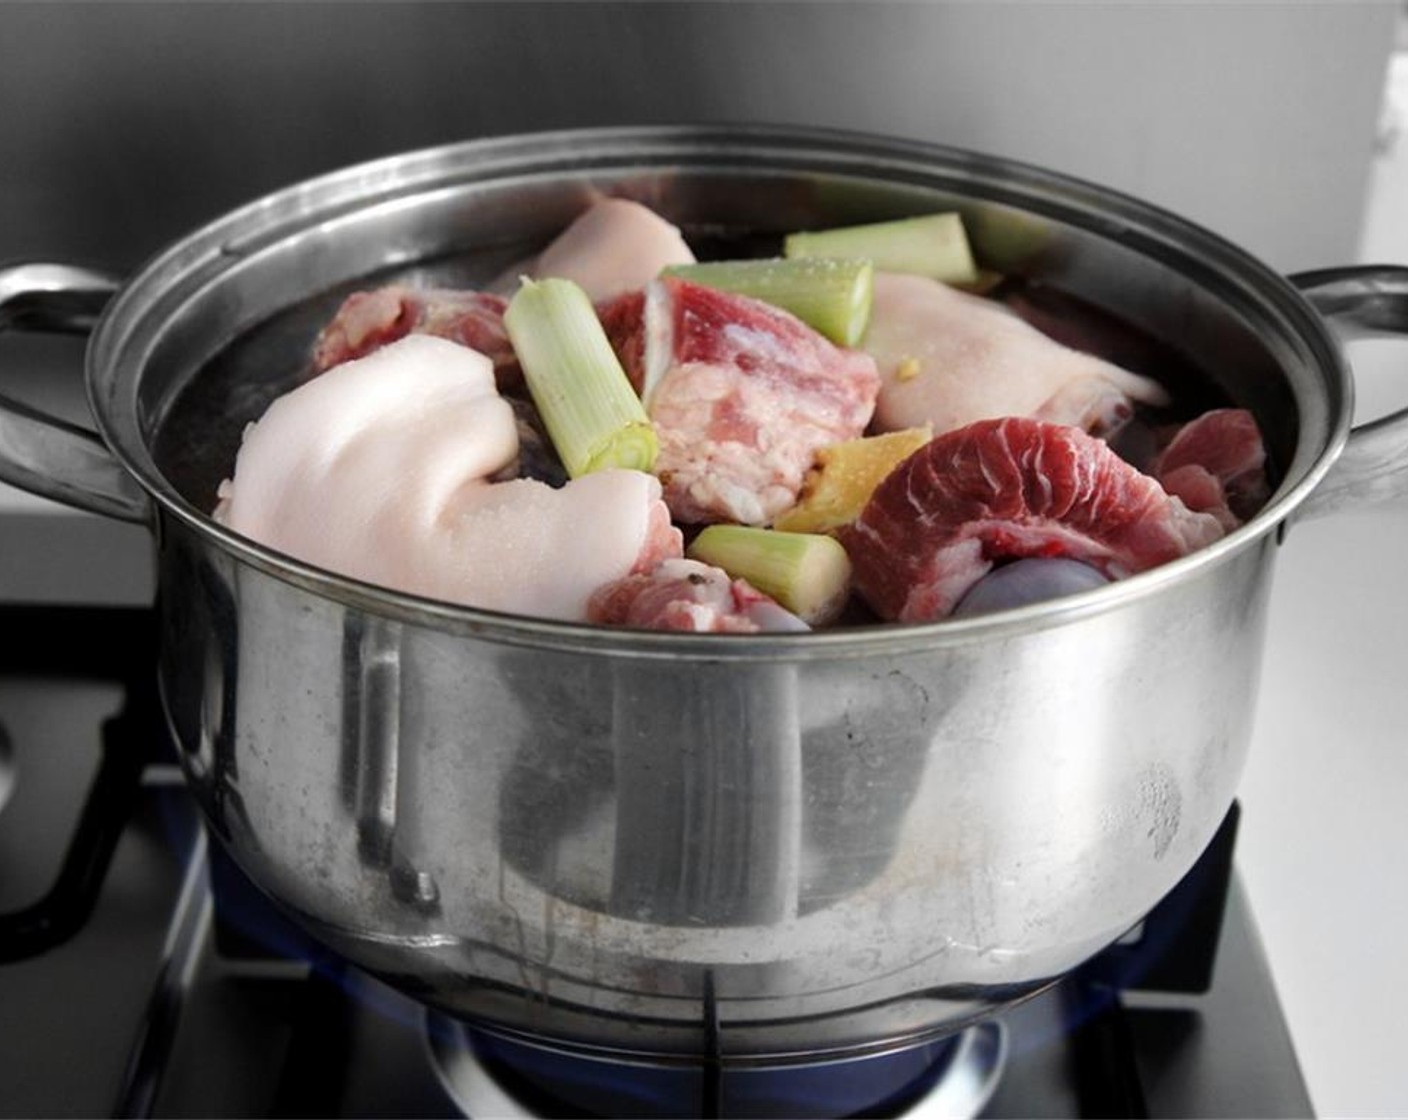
[{"left": 773, "top": 426, "right": 934, "bottom": 534}]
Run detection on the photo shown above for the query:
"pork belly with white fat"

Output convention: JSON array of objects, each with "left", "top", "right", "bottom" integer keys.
[
  {"left": 215, "top": 335, "right": 680, "bottom": 620},
  {"left": 861, "top": 273, "right": 1169, "bottom": 438},
  {"left": 840, "top": 416, "right": 1227, "bottom": 622},
  {"left": 603, "top": 277, "right": 881, "bottom": 526}
]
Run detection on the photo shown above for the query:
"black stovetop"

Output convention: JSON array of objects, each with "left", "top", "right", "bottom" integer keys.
[{"left": 0, "top": 604, "right": 1312, "bottom": 1118}]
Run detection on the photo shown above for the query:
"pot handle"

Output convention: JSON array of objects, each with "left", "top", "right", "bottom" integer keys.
[
  {"left": 0, "top": 263, "right": 152, "bottom": 524},
  {"left": 1290, "top": 265, "right": 1408, "bottom": 521}
]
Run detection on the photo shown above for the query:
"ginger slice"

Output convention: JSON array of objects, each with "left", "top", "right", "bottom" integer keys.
[{"left": 774, "top": 426, "right": 933, "bottom": 534}]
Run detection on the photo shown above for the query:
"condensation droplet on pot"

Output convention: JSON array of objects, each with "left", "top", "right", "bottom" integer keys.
[{"left": 1138, "top": 765, "right": 1183, "bottom": 860}]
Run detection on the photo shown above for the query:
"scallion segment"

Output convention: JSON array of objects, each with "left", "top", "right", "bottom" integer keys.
[
  {"left": 784, "top": 212, "right": 978, "bottom": 285},
  {"left": 663, "top": 257, "right": 874, "bottom": 347},
  {"left": 687, "top": 525, "right": 853, "bottom": 626},
  {"left": 504, "top": 277, "right": 657, "bottom": 477}
]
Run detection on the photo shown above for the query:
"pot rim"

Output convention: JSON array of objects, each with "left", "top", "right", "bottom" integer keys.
[{"left": 87, "top": 123, "right": 1351, "bottom": 656}]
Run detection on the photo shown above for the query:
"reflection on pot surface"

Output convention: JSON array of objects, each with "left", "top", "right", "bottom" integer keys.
[{"left": 160, "top": 504, "right": 1271, "bottom": 1057}]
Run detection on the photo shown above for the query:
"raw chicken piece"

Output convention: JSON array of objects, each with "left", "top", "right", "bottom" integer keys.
[
  {"left": 860, "top": 273, "right": 1169, "bottom": 438},
  {"left": 215, "top": 335, "right": 681, "bottom": 620},
  {"left": 524, "top": 197, "right": 696, "bottom": 302},
  {"left": 311, "top": 286, "right": 523, "bottom": 394},
  {"left": 1153, "top": 408, "right": 1269, "bottom": 529},
  {"left": 587, "top": 558, "right": 808, "bottom": 633},
  {"left": 840, "top": 416, "right": 1226, "bottom": 622},
  {"left": 605, "top": 278, "right": 880, "bottom": 526}
]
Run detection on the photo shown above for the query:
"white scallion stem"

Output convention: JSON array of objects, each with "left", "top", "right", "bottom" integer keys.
[
  {"left": 784, "top": 212, "right": 978, "bottom": 285},
  {"left": 687, "top": 525, "right": 853, "bottom": 626},
  {"left": 504, "top": 278, "right": 657, "bottom": 477}
]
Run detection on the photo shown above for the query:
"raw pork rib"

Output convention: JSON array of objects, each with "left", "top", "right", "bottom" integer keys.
[
  {"left": 216, "top": 335, "right": 681, "bottom": 621},
  {"left": 861, "top": 273, "right": 1168, "bottom": 438},
  {"left": 587, "top": 558, "right": 807, "bottom": 633},
  {"left": 311, "top": 285, "right": 523, "bottom": 394},
  {"left": 605, "top": 278, "right": 881, "bottom": 526},
  {"left": 841, "top": 417, "right": 1227, "bottom": 622},
  {"left": 1153, "top": 408, "right": 1269, "bottom": 529}
]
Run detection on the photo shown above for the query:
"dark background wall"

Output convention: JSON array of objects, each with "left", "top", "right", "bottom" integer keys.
[{"left": 1, "top": 2, "right": 1397, "bottom": 277}]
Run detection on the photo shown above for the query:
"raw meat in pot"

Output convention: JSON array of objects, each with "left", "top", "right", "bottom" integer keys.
[
  {"left": 605, "top": 277, "right": 881, "bottom": 526},
  {"left": 597, "top": 289, "right": 647, "bottom": 394},
  {"left": 840, "top": 416, "right": 1227, "bottom": 622},
  {"left": 860, "top": 272, "right": 1169, "bottom": 438},
  {"left": 587, "top": 558, "right": 808, "bottom": 633},
  {"left": 311, "top": 285, "right": 523, "bottom": 394},
  {"left": 215, "top": 335, "right": 681, "bottom": 620},
  {"left": 440, "top": 472, "right": 682, "bottom": 619},
  {"left": 523, "top": 197, "right": 697, "bottom": 302},
  {"left": 1153, "top": 408, "right": 1269, "bottom": 529},
  {"left": 216, "top": 334, "right": 517, "bottom": 536}
]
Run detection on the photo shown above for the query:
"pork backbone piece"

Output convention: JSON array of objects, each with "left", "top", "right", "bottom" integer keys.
[{"left": 603, "top": 277, "right": 880, "bottom": 526}]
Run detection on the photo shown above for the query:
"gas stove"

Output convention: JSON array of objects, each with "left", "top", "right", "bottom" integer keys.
[{"left": 0, "top": 601, "right": 1312, "bottom": 1118}]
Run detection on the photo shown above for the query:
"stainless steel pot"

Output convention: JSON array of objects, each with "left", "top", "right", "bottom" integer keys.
[{"left": 3, "top": 126, "right": 1407, "bottom": 1064}]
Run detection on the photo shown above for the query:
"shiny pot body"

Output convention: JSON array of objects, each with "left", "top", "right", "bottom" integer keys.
[
  {"left": 4, "top": 127, "right": 1407, "bottom": 1062},
  {"left": 159, "top": 513, "right": 1272, "bottom": 1058}
]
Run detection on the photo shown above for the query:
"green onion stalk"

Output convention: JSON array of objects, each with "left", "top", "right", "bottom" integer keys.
[
  {"left": 784, "top": 212, "right": 978, "bottom": 285},
  {"left": 504, "top": 277, "right": 658, "bottom": 478},
  {"left": 663, "top": 257, "right": 874, "bottom": 347}
]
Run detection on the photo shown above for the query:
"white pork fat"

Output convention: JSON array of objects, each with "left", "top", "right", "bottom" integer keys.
[
  {"left": 524, "top": 197, "right": 696, "bottom": 302},
  {"left": 215, "top": 335, "right": 680, "bottom": 620},
  {"left": 861, "top": 273, "right": 1169, "bottom": 437}
]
